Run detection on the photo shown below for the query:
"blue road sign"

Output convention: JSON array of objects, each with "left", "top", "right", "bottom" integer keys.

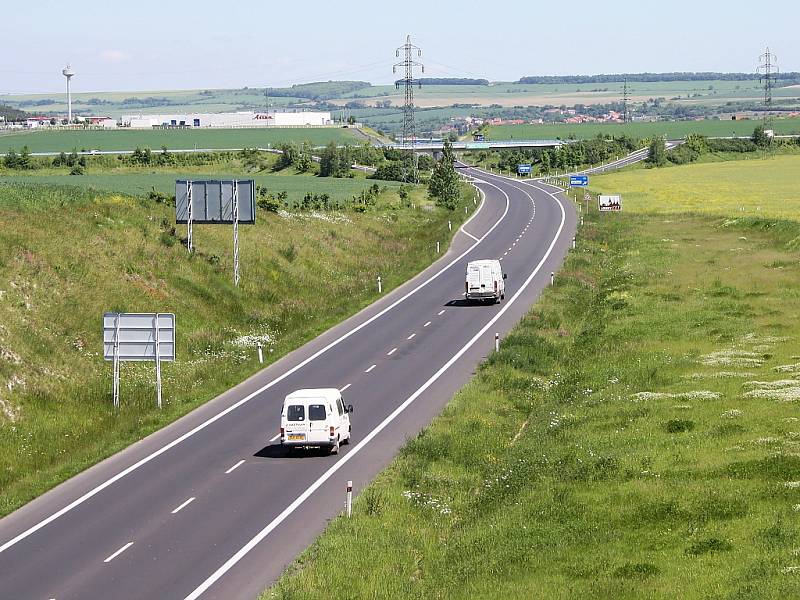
[
  {"left": 570, "top": 175, "right": 589, "bottom": 187},
  {"left": 518, "top": 164, "right": 532, "bottom": 174}
]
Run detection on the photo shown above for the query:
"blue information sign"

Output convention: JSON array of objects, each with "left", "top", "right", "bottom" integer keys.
[
  {"left": 518, "top": 164, "right": 532, "bottom": 174},
  {"left": 569, "top": 175, "right": 589, "bottom": 187}
]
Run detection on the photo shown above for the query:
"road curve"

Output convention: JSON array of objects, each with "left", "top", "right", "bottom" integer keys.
[{"left": 0, "top": 168, "right": 576, "bottom": 600}]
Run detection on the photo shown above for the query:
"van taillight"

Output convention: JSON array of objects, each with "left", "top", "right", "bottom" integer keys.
[
  {"left": 465, "top": 281, "right": 468, "bottom": 293},
  {"left": 280, "top": 427, "right": 284, "bottom": 437},
  {"left": 330, "top": 426, "right": 335, "bottom": 437},
  {"left": 494, "top": 281, "right": 498, "bottom": 292}
]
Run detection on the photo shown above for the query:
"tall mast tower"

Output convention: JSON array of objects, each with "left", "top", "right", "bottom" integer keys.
[
  {"left": 62, "top": 64, "right": 75, "bottom": 124},
  {"left": 393, "top": 35, "right": 424, "bottom": 145}
]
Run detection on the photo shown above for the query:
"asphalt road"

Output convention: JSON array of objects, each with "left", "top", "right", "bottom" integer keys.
[{"left": 0, "top": 167, "right": 577, "bottom": 600}]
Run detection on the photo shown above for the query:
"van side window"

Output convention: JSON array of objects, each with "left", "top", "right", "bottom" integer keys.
[
  {"left": 336, "top": 398, "right": 344, "bottom": 416},
  {"left": 308, "top": 404, "right": 327, "bottom": 421},
  {"left": 287, "top": 405, "right": 305, "bottom": 421}
]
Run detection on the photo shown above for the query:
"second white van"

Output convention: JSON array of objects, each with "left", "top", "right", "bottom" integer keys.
[
  {"left": 280, "top": 388, "right": 353, "bottom": 454},
  {"left": 465, "top": 259, "right": 506, "bottom": 303}
]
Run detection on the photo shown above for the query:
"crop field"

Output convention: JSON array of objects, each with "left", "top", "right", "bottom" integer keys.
[
  {"left": 0, "top": 127, "right": 359, "bottom": 154},
  {"left": 488, "top": 118, "right": 800, "bottom": 141},
  {"left": 589, "top": 155, "right": 800, "bottom": 220},
  {"left": 0, "top": 180, "right": 477, "bottom": 516},
  {"left": 0, "top": 172, "right": 400, "bottom": 207},
  {"left": 265, "top": 158, "right": 800, "bottom": 598}
]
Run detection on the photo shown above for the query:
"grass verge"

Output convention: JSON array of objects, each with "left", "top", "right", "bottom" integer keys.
[
  {"left": 264, "top": 163, "right": 800, "bottom": 598},
  {"left": 0, "top": 180, "right": 477, "bottom": 517}
]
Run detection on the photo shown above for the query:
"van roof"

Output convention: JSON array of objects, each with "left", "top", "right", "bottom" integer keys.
[
  {"left": 467, "top": 259, "right": 501, "bottom": 267},
  {"left": 284, "top": 388, "right": 341, "bottom": 402}
]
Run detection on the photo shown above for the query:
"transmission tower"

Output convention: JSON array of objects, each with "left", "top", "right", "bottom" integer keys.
[
  {"left": 757, "top": 46, "right": 779, "bottom": 124},
  {"left": 622, "top": 78, "right": 631, "bottom": 123},
  {"left": 393, "top": 35, "right": 424, "bottom": 146}
]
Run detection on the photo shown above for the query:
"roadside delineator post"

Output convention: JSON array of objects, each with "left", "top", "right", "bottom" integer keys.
[
  {"left": 257, "top": 342, "right": 263, "bottom": 364},
  {"left": 377, "top": 276, "right": 382, "bottom": 294},
  {"left": 436, "top": 241, "right": 440, "bottom": 254},
  {"left": 448, "top": 220, "right": 452, "bottom": 232},
  {"left": 551, "top": 271, "right": 555, "bottom": 285},
  {"left": 572, "top": 237, "right": 576, "bottom": 249},
  {"left": 346, "top": 480, "right": 353, "bottom": 518},
  {"left": 495, "top": 332, "right": 500, "bottom": 352}
]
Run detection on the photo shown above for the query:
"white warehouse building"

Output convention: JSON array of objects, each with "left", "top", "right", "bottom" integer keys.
[{"left": 121, "top": 110, "right": 332, "bottom": 129}]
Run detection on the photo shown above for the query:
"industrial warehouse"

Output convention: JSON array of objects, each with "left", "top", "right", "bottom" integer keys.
[{"left": 120, "top": 110, "right": 333, "bottom": 129}]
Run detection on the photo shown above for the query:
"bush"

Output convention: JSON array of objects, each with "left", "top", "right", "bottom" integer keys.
[{"left": 69, "top": 164, "right": 84, "bottom": 176}]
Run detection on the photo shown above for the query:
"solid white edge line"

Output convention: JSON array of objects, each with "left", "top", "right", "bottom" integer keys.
[
  {"left": 171, "top": 497, "right": 196, "bottom": 515},
  {"left": 0, "top": 175, "right": 510, "bottom": 556},
  {"left": 339, "top": 384, "right": 352, "bottom": 392},
  {"left": 225, "top": 460, "right": 246, "bottom": 474},
  {"left": 183, "top": 176, "right": 567, "bottom": 600},
  {"left": 365, "top": 364, "right": 376, "bottom": 373},
  {"left": 103, "top": 541, "right": 133, "bottom": 563}
]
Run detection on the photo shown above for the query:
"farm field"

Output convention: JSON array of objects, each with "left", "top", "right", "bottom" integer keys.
[
  {"left": 488, "top": 118, "right": 800, "bottom": 141},
  {"left": 265, "top": 158, "right": 800, "bottom": 598},
  {"left": 0, "top": 179, "right": 477, "bottom": 517},
  {"left": 0, "top": 172, "right": 399, "bottom": 207},
  {"left": 589, "top": 155, "right": 800, "bottom": 220},
  {"left": 0, "top": 127, "right": 360, "bottom": 154}
]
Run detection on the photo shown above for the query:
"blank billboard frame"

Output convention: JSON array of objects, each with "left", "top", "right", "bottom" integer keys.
[{"left": 176, "top": 180, "right": 256, "bottom": 224}]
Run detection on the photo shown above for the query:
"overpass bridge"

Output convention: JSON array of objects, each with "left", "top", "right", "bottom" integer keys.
[{"left": 385, "top": 139, "right": 568, "bottom": 151}]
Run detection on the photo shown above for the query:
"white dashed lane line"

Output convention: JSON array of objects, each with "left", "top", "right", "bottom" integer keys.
[
  {"left": 171, "top": 497, "right": 196, "bottom": 515},
  {"left": 103, "top": 542, "right": 133, "bottom": 563},
  {"left": 365, "top": 364, "right": 376, "bottom": 373},
  {"left": 407, "top": 333, "right": 416, "bottom": 340},
  {"left": 387, "top": 348, "right": 397, "bottom": 356},
  {"left": 438, "top": 309, "right": 446, "bottom": 316},
  {"left": 339, "top": 384, "right": 352, "bottom": 392},
  {"left": 424, "top": 321, "right": 431, "bottom": 327},
  {"left": 225, "top": 459, "right": 245, "bottom": 474}
]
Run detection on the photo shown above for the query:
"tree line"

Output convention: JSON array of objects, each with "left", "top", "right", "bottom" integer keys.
[{"left": 518, "top": 72, "right": 800, "bottom": 84}]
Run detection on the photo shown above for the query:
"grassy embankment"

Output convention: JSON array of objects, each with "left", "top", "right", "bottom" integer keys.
[
  {"left": 0, "top": 176, "right": 478, "bottom": 517},
  {"left": 265, "top": 157, "right": 800, "bottom": 598},
  {"left": 0, "top": 127, "right": 358, "bottom": 154},
  {"left": 488, "top": 117, "right": 800, "bottom": 141}
]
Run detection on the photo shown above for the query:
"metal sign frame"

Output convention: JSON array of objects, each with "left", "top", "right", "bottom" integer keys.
[{"left": 103, "top": 312, "right": 176, "bottom": 409}]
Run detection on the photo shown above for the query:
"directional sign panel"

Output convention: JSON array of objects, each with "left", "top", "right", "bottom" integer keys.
[
  {"left": 103, "top": 313, "right": 176, "bottom": 362},
  {"left": 175, "top": 180, "right": 256, "bottom": 225},
  {"left": 570, "top": 175, "right": 589, "bottom": 187},
  {"left": 465, "top": 142, "right": 491, "bottom": 150},
  {"left": 517, "top": 164, "right": 532, "bottom": 174}
]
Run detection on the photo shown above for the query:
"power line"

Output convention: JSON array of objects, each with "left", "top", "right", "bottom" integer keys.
[
  {"left": 393, "top": 34, "right": 424, "bottom": 146},
  {"left": 757, "top": 46, "right": 779, "bottom": 126}
]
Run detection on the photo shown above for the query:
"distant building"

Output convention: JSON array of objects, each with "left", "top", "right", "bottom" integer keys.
[{"left": 120, "top": 110, "right": 332, "bottom": 129}]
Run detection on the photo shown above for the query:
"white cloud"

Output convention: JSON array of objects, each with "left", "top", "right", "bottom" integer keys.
[{"left": 99, "top": 50, "right": 130, "bottom": 63}]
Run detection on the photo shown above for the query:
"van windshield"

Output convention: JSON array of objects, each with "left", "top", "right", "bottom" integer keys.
[
  {"left": 308, "top": 404, "right": 327, "bottom": 421},
  {"left": 287, "top": 405, "right": 305, "bottom": 421}
]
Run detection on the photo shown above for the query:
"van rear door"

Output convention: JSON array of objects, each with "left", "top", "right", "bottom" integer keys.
[
  {"left": 307, "top": 403, "right": 329, "bottom": 443},
  {"left": 284, "top": 403, "right": 308, "bottom": 442}
]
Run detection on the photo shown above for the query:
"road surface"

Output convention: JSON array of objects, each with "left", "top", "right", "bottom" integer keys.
[{"left": 0, "top": 167, "right": 576, "bottom": 599}]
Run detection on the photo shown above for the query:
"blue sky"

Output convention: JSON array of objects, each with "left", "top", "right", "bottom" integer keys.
[{"left": 2, "top": 0, "right": 798, "bottom": 93}]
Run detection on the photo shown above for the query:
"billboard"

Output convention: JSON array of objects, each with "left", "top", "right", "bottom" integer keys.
[
  {"left": 598, "top": 194, "right": 622, "bottom": 212},
  {"left": 103, "top": 313, "right": 176, "bottom": 362},
  {"left": 175, "top": 180, "right": 256, "bottom": 224}
]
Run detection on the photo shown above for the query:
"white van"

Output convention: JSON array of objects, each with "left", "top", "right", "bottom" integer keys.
[
  {"left": 280, "top": 388, "right": 353, "bottom": 454},
  {"left": 465, "top": 259, "right": 506, "bottom": 303}
]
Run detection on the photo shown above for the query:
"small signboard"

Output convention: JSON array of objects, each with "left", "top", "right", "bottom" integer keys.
[
  {"left": 517, "top": 164, "right": 532, "bottom": 175},
  {"left": 103, "top": 313, "right": 176, "bottom": 362},
  {"left": 570, "top": 175, "right": 589, "bottom": 187},
  {"left": 583, "top": 192, "right": 592, "bottom": 202},
  {"left": 598, "top": 194, "right": 622, "bottom": 212},
  {"left": 176, "top": 180, "right": 256, "bottom": 225}
]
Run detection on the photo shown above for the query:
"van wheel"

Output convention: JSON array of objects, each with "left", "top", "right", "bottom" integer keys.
[
  {"left": 330, "top": 437, "right": 340, "bottom": 455},
  {"left": 501, "top": 293, "right": 505, "bottom": 300}
]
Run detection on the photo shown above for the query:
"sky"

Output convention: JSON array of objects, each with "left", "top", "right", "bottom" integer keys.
[{"left": 2, "top": 0, "right": 798, "bottom": 94}]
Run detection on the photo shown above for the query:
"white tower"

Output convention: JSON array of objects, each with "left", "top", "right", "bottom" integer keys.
[{"left": 62, "top": 64, "right": 75, "bottom": 123}]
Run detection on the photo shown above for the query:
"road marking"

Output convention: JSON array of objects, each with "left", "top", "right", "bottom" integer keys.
[
  {"left": 103, "top": 542, "right": 133, "bottom": 563},
  {"left": 407, "top": 333, "right": 416, "bottom": 340},
  {"left": 339, "top": 383, "right": 352, "bottom": 392},
  {"left": 503, "top": 252, "right": 508, "bottom": 256},
  {"left": 437, "top": 309, "right": 445, "bottom": 316},
  {"left": 269, "top": 433, "right": 281, "bottom": 442},
  {"left": 424, "top": 321, "right": 431, "bottom": 327},
  {"left": 0, "top": 172, "right": 511, "bottom": 557},
  {"left": 225, "top": 459, "right": 246, "bottom": 474},
  {"left": 171, "top": 497, "right": 196, "bottom": 515},
  {"left": 387, "top": 348, "right": 397, "bottom": 356},
  {"left": 365, "top": 364, "right": 376, "bottom": 373},
  {"left": 460, "top": 229, "right": 480, "bottom": 242},
  {"left": 182, "top": 177, "right": 568, "bottom": 600}
]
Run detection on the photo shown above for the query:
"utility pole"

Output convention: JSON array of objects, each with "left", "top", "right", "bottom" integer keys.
[
  {"left": 394, "top": 35, "right": 424, "bottom": 183},
  {"left": 757, "top": 46, "right": 779, "bottom": 126},
  {"left": 622, "top": 77, "right": 631, "bottom": 123}
]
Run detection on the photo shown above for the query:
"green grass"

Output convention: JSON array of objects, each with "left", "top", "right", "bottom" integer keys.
[
  {"left": 264, "top": 158, "right": 800, "bottom": 598},
  {"left": 0, "top": 127, "right": 359, "bottom": 154},
  {"left": 589, "top": 155, "right": 800, "bottom": 220},
  {"left": 488, "top": 118, "right": 800, "bottom": 141},
  {"left": 0, "top": 180, "right": 479, "bottom": 517}
]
